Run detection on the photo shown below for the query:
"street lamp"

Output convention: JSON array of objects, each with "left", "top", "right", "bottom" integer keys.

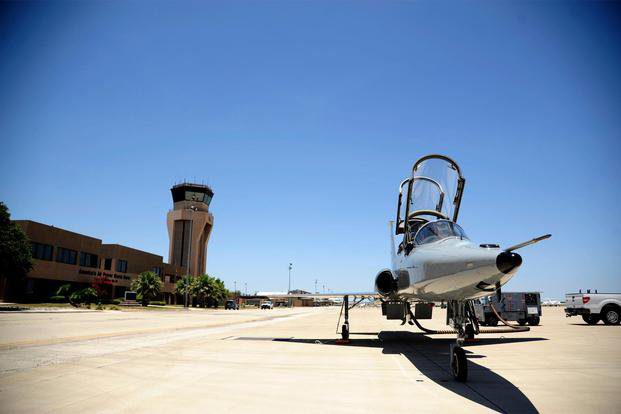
[
  {"left": 288, "top": 262, "right": 293, "bottom": 307},
  {"left": 288, "top": 263, "right": 293, "bottom": 293}
]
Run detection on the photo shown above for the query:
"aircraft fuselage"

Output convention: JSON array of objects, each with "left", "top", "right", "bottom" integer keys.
[{"left": 391, "top": 238, "right": 520, "bottom": 302}]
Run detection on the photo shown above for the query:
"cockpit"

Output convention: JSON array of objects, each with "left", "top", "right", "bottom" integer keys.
[
  {"left": 395, "top": 155, "right": 466, "bottom": 253},
  {"left": 414, "top": 220, "right": 468, "bottom": 245}
]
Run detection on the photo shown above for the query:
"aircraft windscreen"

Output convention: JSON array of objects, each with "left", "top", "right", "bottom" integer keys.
[
  {"left": 414, "top": 220, "right": 469, "bottom": 245},
  {"left": 409, "top": 157, "right": 463, "bottom": 221}
]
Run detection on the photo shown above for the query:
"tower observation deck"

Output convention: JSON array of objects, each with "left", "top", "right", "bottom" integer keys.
[{"left": 166, "top": 183, "right": 214, "bottom": 276}]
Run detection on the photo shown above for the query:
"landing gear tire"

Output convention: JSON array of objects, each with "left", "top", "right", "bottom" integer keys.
[
  {"left": 451, "top": 347, "right": 468, "bottom": 382},
  {"left": 528, "top": 316, "right": 540, "bottom": 326},
  {"left": 582, "top": 314, "right": 600, "bottom": 325},
  {"left": 465, "top": 324, "right": 475, "bottom": 340},
  {"left": 602, "top": 307, "right": 620, "bottom": 325},
  {"left": 517, "top": 319, "right": 527, "bottom": 326},
  {"left": 341, "top": 323, "right": 350, "bottom": 340}
]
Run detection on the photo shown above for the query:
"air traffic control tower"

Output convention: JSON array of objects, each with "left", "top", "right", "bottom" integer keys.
[{"left": 166, "top": 183, "right": 214, "bottom": 276}]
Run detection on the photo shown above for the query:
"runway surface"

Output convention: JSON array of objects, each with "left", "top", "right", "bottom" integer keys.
[{"left": 0, "top": 306, "right": 619, "bottom": 413}]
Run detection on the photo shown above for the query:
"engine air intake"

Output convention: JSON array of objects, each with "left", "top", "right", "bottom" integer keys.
[{"left": 375, "top": 270, "right": 397, "bottom": 296}]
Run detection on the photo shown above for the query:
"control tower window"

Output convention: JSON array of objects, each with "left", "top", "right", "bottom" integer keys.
[{"left": 185, "top": 191, "right": 205, "bottom": 202}]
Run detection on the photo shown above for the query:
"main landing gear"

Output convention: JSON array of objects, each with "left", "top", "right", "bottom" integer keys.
[
  {"left": 337, "top": 295, "right": 367, "bottom": 342},
  {"left": 341, "top": 295, "right": 350, "bottom": 340}
]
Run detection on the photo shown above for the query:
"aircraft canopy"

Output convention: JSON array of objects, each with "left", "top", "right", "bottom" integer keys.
[
  {"left": 396, "top": 155, "right": 465, "bottom": 235},
  {"left": 409, "top": 155, "right": 465, "bottom": 222}
]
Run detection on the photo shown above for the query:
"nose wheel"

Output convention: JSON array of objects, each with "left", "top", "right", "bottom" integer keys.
[
  {"left": 446, "top": 299, "right": 479, "bottom": 382},
  {"left": 450, "top": 345, "right": 468, "bottom": 382}
]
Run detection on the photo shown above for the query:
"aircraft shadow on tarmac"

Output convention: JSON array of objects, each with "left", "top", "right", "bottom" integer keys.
[{"left": 243, "top": 331, "right": 548, "bottom": 414}]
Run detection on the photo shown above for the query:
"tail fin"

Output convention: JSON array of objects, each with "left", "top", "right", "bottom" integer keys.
[{"left": 389, "top": 220, "right": 397, "bottom": 269}]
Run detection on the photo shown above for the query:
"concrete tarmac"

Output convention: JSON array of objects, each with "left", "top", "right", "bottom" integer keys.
[{"left": 0, "top": 306, "right": 619, "bottom": 413}]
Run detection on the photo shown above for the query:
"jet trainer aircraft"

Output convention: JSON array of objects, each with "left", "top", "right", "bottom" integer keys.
[{"left": 273, "top": 154, "right": 550, "bottom": 382}]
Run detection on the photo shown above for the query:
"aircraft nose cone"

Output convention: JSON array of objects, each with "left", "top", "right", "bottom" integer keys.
[{"left": 496, "top": 251, "right": 522, "bottom": 274}]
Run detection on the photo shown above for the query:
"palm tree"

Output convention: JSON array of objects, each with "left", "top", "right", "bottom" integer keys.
[
  {"left": 131, "top": 271, "right": 163, "bottom": 306},
  {"left": 192, "top": 274, "right": 213, "bottom": 308},
  {"left": 175, "top": 276, "right": 195, "bottom": 305}
]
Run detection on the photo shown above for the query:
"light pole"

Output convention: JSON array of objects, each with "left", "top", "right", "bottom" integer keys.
[
  {"left": 244, "top": 282, "right": 247, "bottom": 296},
  {"left": 234, "top": 281, "right": 237, "bottom": 297},
  {"left": 184, "top": 205, "right": 197, "bottom": 308},
  {"left": 288, "top": 262, "right": 293, "bottom": 307},
  {"left": 288, "top": 263, "right": 292, "bottom": 293},
  {"left": 315, "top": 279, "right": 318, "bottom": 294}
]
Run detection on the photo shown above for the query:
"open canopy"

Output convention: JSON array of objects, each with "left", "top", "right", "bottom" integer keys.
[{"left": 396, "top": 154, "right": 465, "bottom": 235}]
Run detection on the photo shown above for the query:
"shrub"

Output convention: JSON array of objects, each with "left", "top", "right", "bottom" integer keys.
[
  {"left": 96, "top": 303, "right": 104, "bottom": 310},
  {"left": 69, "top": 287, "right": 98, "bottom": 306},
  {"left": 50, "top": 295, "right": 67, "bottom": 303},
  {"left": 56, "top": 284, "right": 72, "bottom": 299},
  {"left": 109, "top": 305, "right": 120, "bottom": 310},
  {"left": 112, "top": 298, "right": 122, "bottom": 305}
]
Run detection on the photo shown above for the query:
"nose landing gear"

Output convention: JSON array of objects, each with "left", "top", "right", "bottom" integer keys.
[{"left": 447, "top": 299, "right": 480, "bottom": 382}]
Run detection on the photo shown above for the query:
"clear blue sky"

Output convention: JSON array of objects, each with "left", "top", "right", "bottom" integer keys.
[{"left": 1, "top": 2, "right": 620, "bottom": 299}]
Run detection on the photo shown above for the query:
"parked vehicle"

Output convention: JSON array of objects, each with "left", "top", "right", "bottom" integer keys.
[
  {"left": 565, "top": 290, "right": 621, "bottom": 325},
  {"left": 260, "top": 300, "right": 273, "bottom": 310},
  {"left": 225, "top": 300, "right": 239, "bottom": 310},
  {"left": 474, "top": 292, "right": 541, "bottom": 326}
]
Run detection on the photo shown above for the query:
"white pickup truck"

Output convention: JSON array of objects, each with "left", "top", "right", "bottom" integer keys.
[{"left": 565, "top": 291, "right": 621, "bottom": 325}]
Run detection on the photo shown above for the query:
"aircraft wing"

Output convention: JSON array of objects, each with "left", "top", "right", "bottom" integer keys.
[{"left": 254, "top": 292, "right": 379, "bottom": 299}]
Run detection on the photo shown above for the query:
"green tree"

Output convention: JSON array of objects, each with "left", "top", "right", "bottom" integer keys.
[
  {"left": 192, "top": 274, "right": 213, "bottom": 307},
  {"left": 175, "top": 275, "right": 195, "bottom": 304},
  {"left": 192, "top": 274, "right": 229, "bottom": 308},
  {"left": 211, "top": 277, "right": 229, "bottom": 307},
  {"left": 0, "top": 202, "right": 32, "bottom": 277},
  {"left": 0, "top": 202, "right": 32, "bottom": 300},
  {"left": 131, "top": 271, "right": 163, "bottom": 306}
]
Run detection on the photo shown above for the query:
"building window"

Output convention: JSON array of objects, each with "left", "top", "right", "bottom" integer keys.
[
  {"left": 116, "top": 259, "right": 128, "bottom": 273},
  {"left": 104, "top": 258, "right": 112, "bottom": 271},
  {"left": 56, "top": 247, "right": 77, "bottom": 265},
  {"left": 79, "top": 252, "right": 98, "bottom": 268},
  {"left": 31, "top": 242, "right": 53, "bottom": 261},
  {"left": 152, "top": 267, "right": 162, "bottom": 276}
]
